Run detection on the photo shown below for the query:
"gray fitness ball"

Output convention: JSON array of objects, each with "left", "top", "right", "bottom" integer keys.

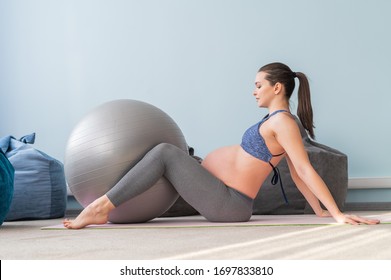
[{"left": 64, "top": 99, "right": 188, "bottom": 223}]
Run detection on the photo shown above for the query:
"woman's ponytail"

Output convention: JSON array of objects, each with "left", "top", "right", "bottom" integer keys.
[{"left": 295, "top": 72, "right": 315, "bottom": 139}]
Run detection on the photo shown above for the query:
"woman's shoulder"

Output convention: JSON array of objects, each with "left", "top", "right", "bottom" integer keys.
[
  {"left": 269, "top": 112, "right": 300, "bottom": 135},
  {"left": 270, "top": 111, "right": 296, "bottom": 125}
]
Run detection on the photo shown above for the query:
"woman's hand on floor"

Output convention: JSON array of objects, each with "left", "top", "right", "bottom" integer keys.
[{"left": 335, "top": 213, "right": 380, "bottom": 225}]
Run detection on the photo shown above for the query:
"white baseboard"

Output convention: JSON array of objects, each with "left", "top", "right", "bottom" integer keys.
[{"left": 348, "top": 177, "right": 391, "bottom": 189}]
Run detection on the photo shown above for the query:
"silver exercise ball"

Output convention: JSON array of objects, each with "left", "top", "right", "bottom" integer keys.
[{"left": 64, "top": 99, "right": 187, "bottom": 223}]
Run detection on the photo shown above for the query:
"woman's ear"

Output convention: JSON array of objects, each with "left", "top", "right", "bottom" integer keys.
[{"left": 274, "top": 82, "right": 282, "bottom": 95}]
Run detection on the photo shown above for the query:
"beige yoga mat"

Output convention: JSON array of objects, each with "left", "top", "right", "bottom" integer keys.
[{"left": 42, "top": 212, "right": 390, "bottom": 230}]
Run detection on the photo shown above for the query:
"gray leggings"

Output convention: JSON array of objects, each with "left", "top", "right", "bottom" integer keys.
[{"left": 106, "top": 143, "right": 253, "bottom": 222}]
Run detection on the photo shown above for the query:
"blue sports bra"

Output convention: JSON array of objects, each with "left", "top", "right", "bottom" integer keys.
[{"left": 240, "top": 109, "right": 290, "bottom": 203}]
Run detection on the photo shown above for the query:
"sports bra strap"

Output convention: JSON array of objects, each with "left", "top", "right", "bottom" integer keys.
[
  {"left": 269, "top": 162, "right": 288, "bottom": 204},
  {"left": 272, "top": 151, "right": 285, "bottom": 157},
  {"left": 266, "top": 109, "right": 290, "bottom": 120}
]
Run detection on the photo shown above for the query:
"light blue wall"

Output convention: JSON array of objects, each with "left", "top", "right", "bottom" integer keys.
[{"left": 1, "top": 0, "right": 391, "bottom": 180}]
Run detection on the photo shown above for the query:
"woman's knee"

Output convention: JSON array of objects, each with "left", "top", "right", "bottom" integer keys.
[
  {"left": 147, "top": 143, "right": 186, "bottom": 162},
  {"left": 151, "top": 143, "right": 178, "bottom": 156},
  {"left": 153, "top": 143, "right": 176, "bottom": 151}
]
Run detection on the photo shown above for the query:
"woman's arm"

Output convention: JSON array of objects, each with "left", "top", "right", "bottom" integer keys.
[
  {"left": 273, "top": 115, "right": 379, "bottom": 225},
  {"left": 286, "top": 155, "right": 330, "bottom": 217}
]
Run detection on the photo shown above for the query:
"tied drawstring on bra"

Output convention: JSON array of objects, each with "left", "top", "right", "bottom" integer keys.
[{"left": 269, "top": 162, "right": 289, "bottom": 204}]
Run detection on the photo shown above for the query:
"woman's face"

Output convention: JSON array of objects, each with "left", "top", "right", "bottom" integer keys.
[{"left": 253, "top": 71, "right": 275, "bottom": 108}]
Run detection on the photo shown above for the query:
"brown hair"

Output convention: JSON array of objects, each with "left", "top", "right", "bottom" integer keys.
[{"left": 258, "top": 62, "right": 315, "bottom": 139}]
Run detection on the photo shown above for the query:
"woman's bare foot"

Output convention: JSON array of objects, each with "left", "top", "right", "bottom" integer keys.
[{"left": 63, "top": 195, "right": 115, "bottom": 229}]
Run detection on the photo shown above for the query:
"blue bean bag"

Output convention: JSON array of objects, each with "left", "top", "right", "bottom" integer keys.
[
  {"left": 0, "top": 149, "right": 14, "bottom": 225},
  {"left": 0, "top": 133, "right": 67, "bottom": 221}
]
